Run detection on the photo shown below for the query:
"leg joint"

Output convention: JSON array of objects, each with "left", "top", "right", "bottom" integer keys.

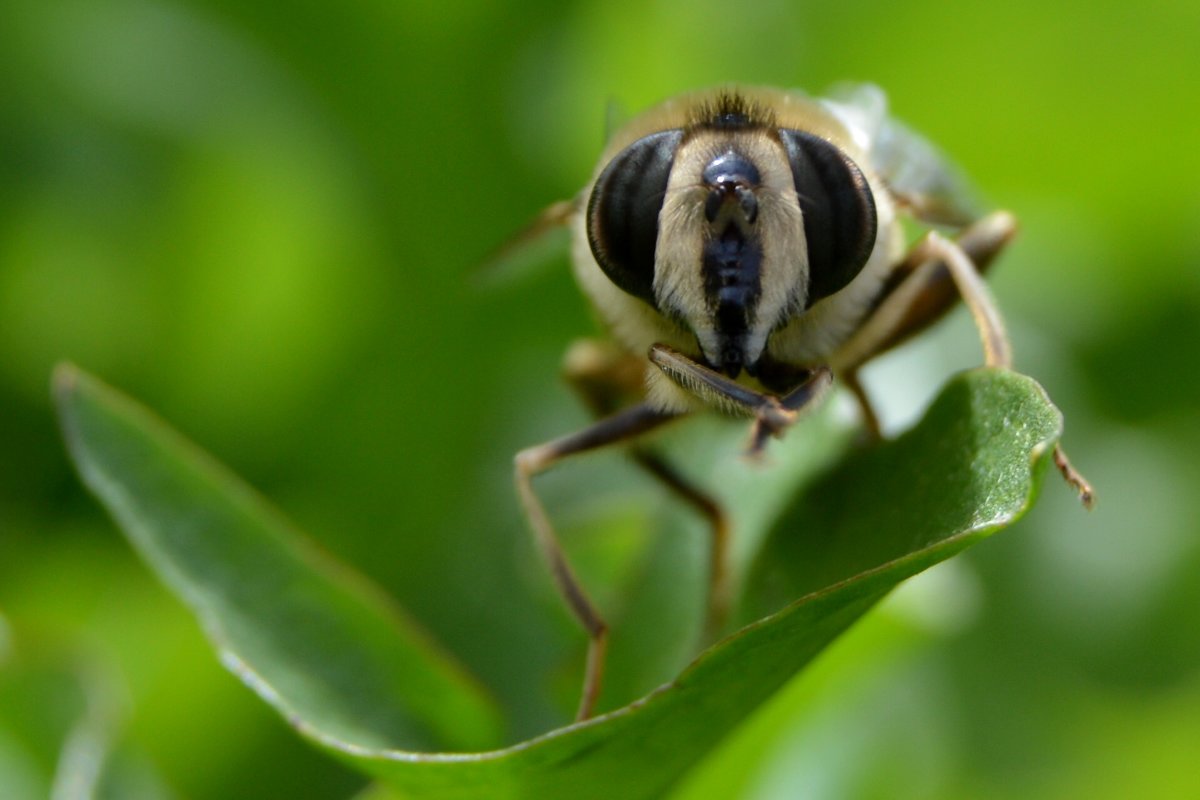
[{"left": 514, "top": 445, "right": 552, "bottom": 478}]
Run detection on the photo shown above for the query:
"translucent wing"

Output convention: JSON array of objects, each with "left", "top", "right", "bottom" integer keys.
[{"left": 822, "top": 83, "right": 981, "bottom": 228}]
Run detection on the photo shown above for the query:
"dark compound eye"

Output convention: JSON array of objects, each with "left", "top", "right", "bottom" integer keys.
[
  {"left": 586, "top": 129, "right": 683, "bottom": 306},
  {"left": 777, "top": 129, "right": 878, "bottom": 304}
]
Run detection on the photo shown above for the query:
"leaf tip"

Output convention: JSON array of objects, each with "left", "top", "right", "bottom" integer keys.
[
  {"left": 52, "top": 361, "right": 81, "bottom": 399},
  {"left": 51, "top": 362, "right": 106, "bottom": 477},
  {"left": 52, "top": 361, "right": 86, "bottom": 444}
]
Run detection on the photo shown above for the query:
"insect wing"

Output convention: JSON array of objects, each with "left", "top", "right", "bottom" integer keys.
[{"left": 822, "top": 83, "right": 980, "bottom": 228}]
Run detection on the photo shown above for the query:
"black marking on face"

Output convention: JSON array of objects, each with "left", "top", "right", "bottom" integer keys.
[
  {"left": 702, "top": 152, "right": 760, "bottom": 224},
  {"left": 586, "top": 129, "right": 684, "bottom": 306},
  {"left": 701, "top": 149, "right": 764, "bottom": 378},
  {"left": 704, "top": 228, "right": 763, "bottom": 339},
  {"left": 778, "top": 129, "right": 877, "bottom": 305}
]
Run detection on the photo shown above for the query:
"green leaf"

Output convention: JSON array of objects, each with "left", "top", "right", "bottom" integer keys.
[
  {"left": 741, "top": 365, "right": 1061, "bottom": 621},
  {"left": 55, "top": 364, "right": 1063, "bottom": 799},
  {"left": 53, "top": 364, "right": 503, "bottom": 754}
]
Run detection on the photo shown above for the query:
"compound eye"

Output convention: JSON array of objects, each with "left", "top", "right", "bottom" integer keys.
[
  {"left": 778, "top": 129, "right": 878, "bottom": 304},
  {"left": 586, "top": 129, "right": 683, "bottom": 306}
]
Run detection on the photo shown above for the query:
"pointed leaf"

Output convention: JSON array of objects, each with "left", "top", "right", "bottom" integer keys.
[
  {"left": 55, "top": 364, "right": 1063, "bottom": 798},
  {"left": 54, "top": 364, "right": 502, "bottom": 753},
  {"left": 327, "top": 367, "right": 1063, "bottom": 798}
]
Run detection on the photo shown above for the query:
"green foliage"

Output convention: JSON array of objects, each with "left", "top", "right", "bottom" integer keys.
[
  {"left": 3, "top": 0, "right": 1199, "bottom": 797},
  {"left": 54, "top": 365, "right": 502, "bottom": 756},
  {"left": 56, "top": 364, "right": 1059, "bottom": 798}
]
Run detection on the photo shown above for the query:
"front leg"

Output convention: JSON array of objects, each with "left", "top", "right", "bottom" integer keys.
[
  {"left": 649, "top": 344, "right": 833, "bottom": 456},
  {"left": 516, "top": 403, "right": 683, "bottom": 720},
  {"left": 834, "top": 211, "right": 1094, "bottom": 507},
  {"left": 563, "top": 339, "right": 736, "bottom": 642}
]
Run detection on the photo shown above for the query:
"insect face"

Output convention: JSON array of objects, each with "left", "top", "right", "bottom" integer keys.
[
  {"left": 585, "top": 115, "right": 877, "bottom": 379},
  {"left": 505, "top": 84, "right": 1093, "bottom": 721}
]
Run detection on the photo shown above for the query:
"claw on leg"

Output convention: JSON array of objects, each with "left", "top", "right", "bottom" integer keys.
[{"left": 1053, "top": 444, "right": 1096, "bottom": 510}]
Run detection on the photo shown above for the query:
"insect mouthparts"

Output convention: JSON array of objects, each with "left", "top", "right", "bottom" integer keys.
[{"left": 718, "top": 345, "right": 744, "bottom": 379}]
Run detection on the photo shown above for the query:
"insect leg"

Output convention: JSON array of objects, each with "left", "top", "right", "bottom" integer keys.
[
  {"left": 840, "top": 370, "right": 883, "bottom": 442},
  {"left": 563, "top": 339, "right": 733, "bottom": 641},
  {"left": 918, "top": 229, "right": 1012, "bottom": 368},
  {"left": 836, "top": 211, "right": 1019, "bottom": 374},
  {"left": 832, "top": 211, "right": 1017, "bottom": 439},
  {"left": 901, "top": 221, "right": 1092, "bottom": 505},
  {"left": 834, "top": 211, "right": 1094, "bottom": 506},
  {"left": 631, "top": 452, "right": 733, "bottom": 641},
  {"left": 515, "top": 402, "right": 682, "bottom": 720},
  {"left": 649, "top": 344, "right": 834, "bottom": 456}
]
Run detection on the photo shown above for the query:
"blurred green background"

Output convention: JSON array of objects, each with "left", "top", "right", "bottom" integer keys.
[{"left": 2, "top": 0, "right": 1198, "bottom": 797}]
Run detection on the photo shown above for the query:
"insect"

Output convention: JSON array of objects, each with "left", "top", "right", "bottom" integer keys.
[{"left": 501, "top": 84, "right": 1092, "bottom": 721}]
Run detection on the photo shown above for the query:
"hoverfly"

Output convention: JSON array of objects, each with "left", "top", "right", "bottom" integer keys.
[{"left": 498, "top": 84, "right": 1091, "bottom": 720}]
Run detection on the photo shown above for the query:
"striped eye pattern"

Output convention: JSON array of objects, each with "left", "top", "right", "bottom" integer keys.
[
  {"left": 777, "top": 129, "right": 878, "bottom": 305},
  {"left": 585, "top": 126, "right": 877, "bottom": 310},
  {"left": 585, "top": 130, "right": 682, "bottom": 306}
]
